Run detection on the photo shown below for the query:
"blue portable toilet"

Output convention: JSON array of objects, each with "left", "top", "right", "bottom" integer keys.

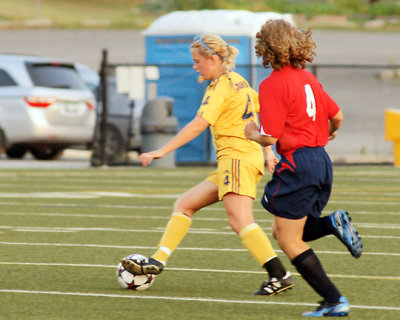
[{"left": 144, "top": 10, "right": 294, "bottom": 164}]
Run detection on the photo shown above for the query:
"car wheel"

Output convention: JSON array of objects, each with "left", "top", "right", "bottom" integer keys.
[
  {"left": 30, "top": 147, "right": 65, "bottom": 160},
  {"left": 6, "top": 146, "right": 27, "bottom": 159}
]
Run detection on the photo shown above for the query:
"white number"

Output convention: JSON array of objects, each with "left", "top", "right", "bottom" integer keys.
[{"left": 305, "top": 84, "right": 316, "bottom": 121}]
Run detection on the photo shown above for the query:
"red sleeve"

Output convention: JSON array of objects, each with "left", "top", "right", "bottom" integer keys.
[{"left": 258, "top": 78, "right": 287, "bottom": 139}]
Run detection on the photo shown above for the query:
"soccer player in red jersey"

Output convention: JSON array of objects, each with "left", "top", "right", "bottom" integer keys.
[{"left": 245, "top": 19, "right": 362, "bottom": 317}]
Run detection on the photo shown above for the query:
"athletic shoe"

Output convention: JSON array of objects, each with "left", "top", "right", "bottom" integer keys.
[
  {"left": 303, "top": 296, "right": 350, "bottom": 317},
  {"left": 121, "top": 256, "right": 165, "bottom": 275},
  {"left": 330, "top": 210, "right": 363, "bottom": 258},
  {"left": 253, "top": 271, "right": 295, "bottom": 296}
]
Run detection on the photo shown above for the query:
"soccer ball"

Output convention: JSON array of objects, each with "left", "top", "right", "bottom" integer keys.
[{"left": 116, "top": 254, "right": 155, "bottom": 291}]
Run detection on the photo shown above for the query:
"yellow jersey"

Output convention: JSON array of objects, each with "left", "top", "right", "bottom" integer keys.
[{"left": 197, "top": 71, "right": 264, "bottom": 173}]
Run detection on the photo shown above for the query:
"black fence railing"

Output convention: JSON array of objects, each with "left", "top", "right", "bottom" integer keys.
[{"left": 308, "top": 63, "right": 400, "bottom": 78}]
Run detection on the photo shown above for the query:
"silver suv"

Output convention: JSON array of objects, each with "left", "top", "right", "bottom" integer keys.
[{"left": 0, "top": 54, "right": 96, "bottom": 160}]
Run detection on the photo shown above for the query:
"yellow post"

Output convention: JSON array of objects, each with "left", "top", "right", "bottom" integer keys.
[
  {"left": 394, "top": 140, "right": 400, "bottom": 167},
  {"left": 385, "top": 109, "right": 400, "bottom": 167}
]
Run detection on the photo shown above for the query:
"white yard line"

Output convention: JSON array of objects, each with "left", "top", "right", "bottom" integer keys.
[
  {"left": 1, "top": 201, "right": 400, "bottom": 215},
  {"left": 0, "top": 289, "right": 399, "bottom": 311},
  {"left": 0, "top": 241, "right": 399, "bottom": 256},
  {"left": 0, "top": 191, "right": 399, "bottom": 206},
  {"left": 0, "top": 261, "right": 398, "bottom": 281},
  {"left": 1, "top": 221, "right": 400, "bottom": 238}
]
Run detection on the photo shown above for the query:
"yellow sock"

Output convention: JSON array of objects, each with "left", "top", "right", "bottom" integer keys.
[
  {"left": 240, "top": 223, "right": 277, "bottom": 267},
  {"left": 151, "top": 212, "right": 192, "bottom": 263}
]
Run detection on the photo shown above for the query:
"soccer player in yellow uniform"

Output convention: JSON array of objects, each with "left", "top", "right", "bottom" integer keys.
[{"left": 122, "top": 34, "right": 294, "bottom": 295}]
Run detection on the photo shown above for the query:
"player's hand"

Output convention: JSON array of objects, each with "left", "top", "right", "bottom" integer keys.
[
  {"left": 244, "top": 120, "right": 259, "bottom": 141},
  {"left": 264, "top": 147, "right": 278, "bottom": 174},
  {"left": 329, "top": 130, "right": 338, "bottom": 140},
  {"left": 139, "top": 150, "right": 165, "bottom": 167},
  {"left": 265, "top": 154, "right": 278, "bottom": 174}
]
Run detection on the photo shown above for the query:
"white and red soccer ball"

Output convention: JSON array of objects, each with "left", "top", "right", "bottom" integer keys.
[{"left": 116, "top": 254, "right": 155, "bottom": 291}]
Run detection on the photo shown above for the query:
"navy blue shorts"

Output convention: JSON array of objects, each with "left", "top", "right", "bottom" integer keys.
[{"left": 261, "top": 147, "right": 333, "bottom": 220}]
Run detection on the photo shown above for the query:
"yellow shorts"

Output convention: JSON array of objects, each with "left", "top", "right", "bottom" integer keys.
[{"left": 206, "top": 158, "right": 263, "bottom": 200}]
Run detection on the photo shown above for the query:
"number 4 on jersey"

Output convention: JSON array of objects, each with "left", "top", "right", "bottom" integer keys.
[
  {"left": 242, "top": 94, "right": 253, "bottom": 120},
  {"left": 305, "top": 84, "right": 316, "bottom": 121}
]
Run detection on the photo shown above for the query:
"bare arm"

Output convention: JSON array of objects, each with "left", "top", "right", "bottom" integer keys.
[
  {"left": 329, "top": 110, "right": 343, "bottom": 140},
  {"left": 139, "top": 116, "right": 209, "bottom": 166},
  {"left": 244, "top": 120, "right": 278, "bottom": 147}
]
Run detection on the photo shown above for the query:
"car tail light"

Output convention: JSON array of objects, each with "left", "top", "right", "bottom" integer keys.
[
  {"left": 24, "top": 97, "right": 56, "bottom": 108},
  {"left": 87, "top": 101, "right": 95, "bottom": 110}
]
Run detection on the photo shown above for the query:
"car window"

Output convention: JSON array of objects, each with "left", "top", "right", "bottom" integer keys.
[
  {"left": 0, "top": 69, "right": 17, "bottom": 87},
  {"left": 26, "top": 62, "right": 86, "bottom": 89}
]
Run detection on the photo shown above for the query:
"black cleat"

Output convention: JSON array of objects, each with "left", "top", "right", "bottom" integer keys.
[
  {"left": 254, "top": 271, "right": 295, "bottom": 296},
  {"left": 121, "top": 255, "right": 165, "bottom": 275}
]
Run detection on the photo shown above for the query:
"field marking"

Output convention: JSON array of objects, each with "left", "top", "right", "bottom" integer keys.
[
  {"left": 1, "top": 261, "right": 398, "bottom": 281},
  {"left": 0, "top": 201, "right": 400, "bottom": 216},
  {"left": 0, "top": 225, "right": 236, "bottom": 235},
  {"left": 0, "top": 192, "right": 183, "bottom": 199},
  {"left": 3, "top": 210, "right": 400, "bottom": 220},
  {"left": 1, "top": 224, "right": 399, "bottom": 240},
  {"left": 2, "top": 210, "right": 400, "bottom": 227},
  {"left": 1, "top": 241, "right": 399, "bottom": 256},
  {"left": 0, "top": 191, "right": 400, "bottom": 206},
  {"left": 0, "top": 289, "right": 399, "bottom": 311}
]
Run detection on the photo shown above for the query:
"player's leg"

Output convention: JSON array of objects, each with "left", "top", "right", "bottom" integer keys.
[
  {"left": 268, "top": 148, "right": 349, "bottom": 316},
  {"left": 301, "top": 150, "right": 362, "bottom": 258},
  {"left": 151, "top": 179, "right": 219, "bottom": 263},
  {"left": 302, "top": 211, "right": 363, "bottom": 258},
  {"left": 122, "top": 179, "right": 219, "bottom": 275},
  {"left": 223, "top": 193, "right": 294, "bottom": 296},
  {"left": 273, "top": 216, "right": 349, "bottom": 317},
  {"left": 219, "top": 159, "right": 294, "bottom": 295}
]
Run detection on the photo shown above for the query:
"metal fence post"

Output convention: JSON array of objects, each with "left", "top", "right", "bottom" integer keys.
[{"left": 99, "top": 49, "right": 108, "bottom": 166}]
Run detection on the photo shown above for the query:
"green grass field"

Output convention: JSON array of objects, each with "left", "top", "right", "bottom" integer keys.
[{"left": 0, "top": 165, "right": 399, "bottom": 319}]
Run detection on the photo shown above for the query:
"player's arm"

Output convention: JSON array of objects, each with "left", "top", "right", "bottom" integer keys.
[
  {"left": 244, "top": 120, "right": 278, "bottom": 147},
  {"left": 140, "top": 116, "right": 209, "bottom": 166},
  {"left": 329, "top": 110, "right": 343, "bottom": 140}
]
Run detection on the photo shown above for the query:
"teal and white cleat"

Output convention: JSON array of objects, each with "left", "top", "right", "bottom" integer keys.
[
  {"left": 330, "top": 210, "right": 362, "bottom": 258},
  {"left": 303, "top": 296, "right": 350, "bottom": 317}
]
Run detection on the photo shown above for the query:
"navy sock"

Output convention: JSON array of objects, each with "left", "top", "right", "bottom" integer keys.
[
  {"left": 292, "top": 248, "right": 341, "bottom": 303},
  {"left": 302, "top": 216, "right": 334, "bottom": 242}
]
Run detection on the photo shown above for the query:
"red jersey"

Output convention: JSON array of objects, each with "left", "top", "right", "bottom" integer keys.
[{"left": 258, "top": 66, "right": 340, "bottom": 157}]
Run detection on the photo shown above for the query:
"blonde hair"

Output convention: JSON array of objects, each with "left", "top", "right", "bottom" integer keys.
[
  {"left": 191, "top": 33, "right": 239, "bottom": 76},
  {"left": 255, "top": 19, "right": 316, "bottom": 71}
]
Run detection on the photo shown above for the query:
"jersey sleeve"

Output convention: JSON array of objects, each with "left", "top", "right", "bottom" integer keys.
[{"left": 258, "top": 79, "right": 287, "bottom": 138}]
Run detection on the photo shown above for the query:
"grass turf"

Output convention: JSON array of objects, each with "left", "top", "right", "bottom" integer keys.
[{"left": 0, "top": 165, "right": 399, "bottom": 319}]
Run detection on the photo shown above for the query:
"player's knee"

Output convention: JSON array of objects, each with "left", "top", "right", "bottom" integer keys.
[
  {"left": 271, "top": 228, "right": 278, "bottom": 240},
  {"left": 229, "top": 220, "right": 241, "bottom": 234},
  {"left": 173, "top": 200, "right": 192, "bottom": 216},
  {"left": 271, "top": 221, "right": 278, "bottom": 240}
]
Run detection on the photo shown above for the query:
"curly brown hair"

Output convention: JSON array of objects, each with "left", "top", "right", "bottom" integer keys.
[{"left": 255, "top": 19, "right": 316, "bottom": 71}]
